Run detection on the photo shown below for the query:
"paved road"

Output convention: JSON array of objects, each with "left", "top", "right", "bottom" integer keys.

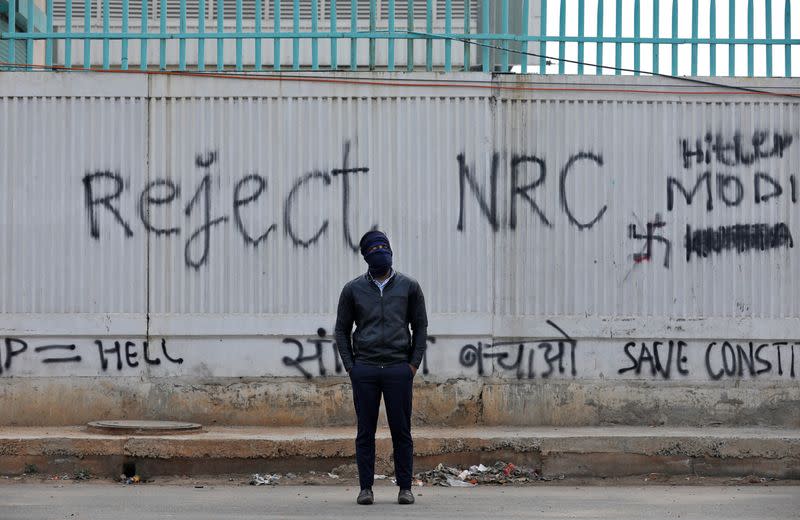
[{"left": 2, "top": 483, "right": 798, "bottom": 520}]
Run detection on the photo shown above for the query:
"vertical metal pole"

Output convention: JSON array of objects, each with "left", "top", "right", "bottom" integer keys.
[
  {"left": 368, "top": 0, "right": 376, "bottom": 70},
  {"left": 64, "top": 0, "right": 72, "bottom": 66},
  {"left": 728, "top": 0, "right": 734, "bottom": 76},
  {"left": 293, "top": 0, "right": 299, "bottom": 70},
  {"left": 274, "top": 0, "right": 281, "bottom": 71},
  {"left": 217, "top": 0, "right": 224, "bottom": 71},
  {"left": 596, "top": 0, "right": 603, "bottom": 75},
  {"left": 500, "top": 0, "right": 508, "bottom": 72},
  {"left": 198, "top": 0, "right": 205, "bottom": 70},
  {"left": 577, "top": 0, "right": 585, "bottom": 75},
  {"left": 765, "top": 0, "right": 772, "bottom": 77},
  {"left": 236, "top": 0, "right": 243, "bottom": 70},
  {"left": 82, "top": 0, "right": 89, "bottom": 68},
  {"left": 652, "top": 0, "right": 659, "bottom": 74},
  {"left": 8, "top": 0, "right": 15, "bottom": 68},
  {"left": 747, "top": 0, "right": 753, "bottom": 76},
  {"left": 387, "top": 0, "right": 394, "bottom": 71},
  {"left": 330, "top": 0, "right": 337, "bottom": 69},
  {"left": 540, "top": 0, "right": 547, "bottom": 74},
  {"left": 671, "top": 0, "right": 678, "bottom": 75},
  {"left": 614, "top": 0, "right": 621, "bottom": 75},
  {"left": 444, "top": 0, "right": 452, "bottom": 71},
  {"left": 633, "top": 0, "right": 640, "bottom": 74},
  {"left": 558, "top": 0, "right": 566, "bottom": 73},
  {"left": 691, "top": 0, "right": 698, "bottom": 75},
  {"left": 25, "top": 0, "right": 34, "bottom": 67},
  {"left": 426, "top": 0, "right": 433, "bottom": 71},
  {"left": 140, "top": 0, "right": 148, "bottom": 70},
  {"left": 464, "top": 0, "right": 471, "bottom": 71},
  {"left": 407, "top": 0, "right": 414, "bottom": 71},
  {"left": 311, "top": 0, "right": 318, "bottom": 70},
  {"left": 350, "top": 0, "right": 357, "bottom": 70},
  {"left": 709, "top": 0, "right": 716, "bottom": 76},
  {"left": 122, "top": 0, "right": 130, "bottom": 69},
  {"left": 481, "top": 0, "right": 489, "bottom": 72},
  {"left": 160, "top": 0, "right": 167, "bottom": 70},
  {"left": 520, "top": 0, "right": 529, "bottom": 73},
  {"left": 102, "top": 0, "right": 109, "bottom": 69},
  {"left": 255, "top": 0, "right": 262, "bottom": 71},
  {"left": 179, "top": 0, "right": 186, "bottom": 69},
  {"left": 785, "top": 0, "right": 792, "bottom": 77},
  {"left": 46, "top": 0, "right": 53, "bottom": 66}
]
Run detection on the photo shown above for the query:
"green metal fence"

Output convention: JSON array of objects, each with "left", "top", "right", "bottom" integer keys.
[{"left": 1, "top": 0, "right": 798, "bottom": 76}]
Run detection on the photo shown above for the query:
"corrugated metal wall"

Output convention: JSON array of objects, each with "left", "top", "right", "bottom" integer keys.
[{"left": 1, "top": 73, "right": 799, "bottom": 339}]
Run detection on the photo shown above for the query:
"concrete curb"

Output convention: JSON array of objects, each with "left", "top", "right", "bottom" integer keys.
[{"left": 0, "top": 426, "right": 798, "bottom": 479}]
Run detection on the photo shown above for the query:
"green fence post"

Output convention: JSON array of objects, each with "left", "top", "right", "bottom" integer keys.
[
  {"left": 274, "top": 0, "right": 281, "bottom": 70},
  {"left": 387, "top": 0, "right": 394, "bottom": 71},
  {"left": 444, "top": 0, "right": 452, "bottom": 71},
  {"left": 577, "top": 0, "right": 585, "bottom": 75},
  {"left": 254, "top": 0, "right": 261, "bottom": 71},
  {"left": 747, "top": 0, "right": 753, "bottom": 76},
  {"left": 102, "top": 0, "right": 108, "bottom": 69},
  {"left": 122, "top": 0, "right": 130, "bottom": 69},
  {"left": 160, "top": 0, "right": 168, "bottom": 70},
  {"left": 369, "top": 0, "right": 376, "bottom": 70},
  {"left": 64, "top": 0, "right": 72, "bottom": 66},
  {"left": 633, "top": 0, "right": 640, "bottom": 74},
  {"left": 652, "top": 0, "right": 659, "bottom": 74},
  {"left": 179, "top": 0, "right": 186, "bottom": 69},
  {"left": 311, "top": 0, "right": 318, "bottom": 69},
  {"left": 141, "top": 0, "right": 149, "bottom": 70},
  {"left": 765, "top": 0, "right": 772, "bottom": 77},
  {"left": 481, "top": 0, "right": 488, "bottom": 72},
  {"left": 426, "top": 0, "right": 433, "bottom": 71},
  {"left": 520, "top": 0, "right": 529, "bottom": 73},
  {"left": 407, "top": 0, "right": 414, "bottom": 71},
  {"left": 350, "top": 0, "right": 357, "bottom": 71},
  {"left": 82, "top": 0, "right": 89, "bottom": 68},
  {"left": 236, "top": 0, "right": 243, "bottom": 70},
  {"left": 45, "top": 0, "right": 52, "bottom": 66},
  {"left": 197, "top": 0, "right": 205, "bottom": 70},
  {"left": 330, "top": 0, "right": 337, "bottom": 69},
  {"left": 709, "top": 0, "right": 716, "bottom": 76},
  {"left": 464, "top": 0, "right": 471, "bottom": 71},
  {"left": 671, "top": 0, "right": 678, "bottom": 75},
  {"left": 293, "top": 0, "right": 299, "bottom": 70},
  {"left": 785, "top": 0, "right": 792, "bottom": 77},
  {"left": 596, "top": 0, "right": 603, "bottom": 75},
  {"left": 614, "top": 0, "right": 621, "bottom": 75},
  {"left": 217, "top": 0, "right": 224, "bottom": 71},
  {"left": 691, "top": 0, "right": 698, "bottom": 75},
  {"left": 558, "top": 0, "right": 566, "bottom": 73},
  {"left": 728, "top": 0, "right": 734, "bottom": 76}
]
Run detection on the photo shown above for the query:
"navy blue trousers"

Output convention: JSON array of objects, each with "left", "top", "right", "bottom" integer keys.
[{"left": 349, "top": 360, "right": 414, "bottom": 490}]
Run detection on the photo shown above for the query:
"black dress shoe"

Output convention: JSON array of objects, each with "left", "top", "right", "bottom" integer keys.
[
  {"left": 398, "top": 488, "right": 415, "bottom": 504},
  {"left": 357, "top": 488, "right": 374, "bottom": 505}
]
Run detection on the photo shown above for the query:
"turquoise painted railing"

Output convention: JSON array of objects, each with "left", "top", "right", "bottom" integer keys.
[{"left": 1, "top": 0, "right": 797, "bottom": 76}]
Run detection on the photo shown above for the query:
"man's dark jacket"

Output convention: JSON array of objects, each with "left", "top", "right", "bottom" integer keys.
[{"left": 334, "top": 271, "right": 428, "bottom": 372}]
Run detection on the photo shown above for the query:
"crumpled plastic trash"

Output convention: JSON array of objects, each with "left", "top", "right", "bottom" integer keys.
[
  {"left": 415, "top": 461, "right": 542, "bottom": 487},
  {"left": 374, "top": 474, "right": 387, "bottom": 480},
  {"left": 446, "top": 476, "right": 477, "bottom": 487},
  {"left": 250, "top": 473, "right": 281, "bottom": 486}
]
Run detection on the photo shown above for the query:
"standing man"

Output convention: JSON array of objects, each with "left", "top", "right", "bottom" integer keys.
[{"left": 334, "top": 230, "right": 428, "bottom": 506}]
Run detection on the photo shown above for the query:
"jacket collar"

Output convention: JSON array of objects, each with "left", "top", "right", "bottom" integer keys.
[{"left": 366, "top": 268, "right": 396, "bottom": 285}]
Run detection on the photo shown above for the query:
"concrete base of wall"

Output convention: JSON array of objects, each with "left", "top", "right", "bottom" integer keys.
[
  {"left": 1, "top": 378, "right": 798, "bottom": 428},
  {"left": 0, "top": 426, "right": 798, "bottom": 480}
]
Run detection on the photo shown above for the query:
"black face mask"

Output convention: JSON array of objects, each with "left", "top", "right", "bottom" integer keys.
[{"left": 365, "top": 249, "right": 392, "bottom": 278}]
